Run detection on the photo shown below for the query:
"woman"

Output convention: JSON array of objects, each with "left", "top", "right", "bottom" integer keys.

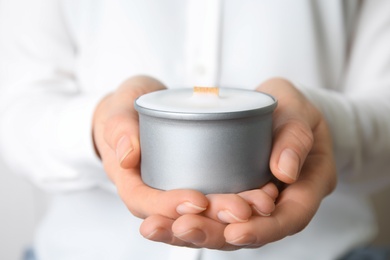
[{"left": 0, "top": 0, "right": 389, "bottom": 259}]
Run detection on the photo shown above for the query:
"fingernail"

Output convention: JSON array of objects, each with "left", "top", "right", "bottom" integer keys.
[
  {"left": 174, "top": 228, "right": 206, "bottom": 244},
  {"left": 227, "top": 234, "right": 256, "bottom": 246},
  {"left": 144, "top": 228, "right": 171, "bottom": 242},
  {"left": 278, "top": 148, "right": 299, "bottom": 181},
  {"left": 144, "top": 229, "right": 159, "bottom": 239},
  {"left": 116, "top": 135, "right": 133, "bottom": 165},
  {"left": 217, "top": 210, "right": 248, "bottom": 223},
  {"left": 176, "top": 202, "right": 207, "bottom": 215},
  {"left": 252, "top": 206, "right": 271, "bottom": 217}
]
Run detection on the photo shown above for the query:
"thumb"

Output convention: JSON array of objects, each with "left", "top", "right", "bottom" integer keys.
[
  {"left": 99, "top": 75, "right": 166, "bottom": 169},
  {"left": 257, "top": 78, "right": 318, "bottom": 184},
  {"left": 104, "top": 112, "right": 141, "bottom": 169},
  {"left": 270, "top": 119, "right": 313, "bottom": 184}
]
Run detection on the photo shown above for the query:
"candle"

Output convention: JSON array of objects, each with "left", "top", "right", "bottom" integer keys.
[
  {"left": 135, "top": 87, "right": 275, "bottom": 114},
  {"left": 134, "top": 87, "right": 277, "bottom": 194}
]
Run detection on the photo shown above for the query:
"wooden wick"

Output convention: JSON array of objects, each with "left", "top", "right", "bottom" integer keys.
[{"left": 193, "top": 86, "right": 219, "bottom": 96}]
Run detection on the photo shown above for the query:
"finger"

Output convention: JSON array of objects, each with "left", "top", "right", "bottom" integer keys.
[
  {"left": 103, "top": 112, "right": 141, "bottom": 169},
  {"left": 225, "top": 126, "right": 336, "bottom": 247},
  {"left": 270, "top": 119, "right": 314, "bottom": 183},
  {"left": 255, "top": 181, "right": 279, "bottom": 201},
  {"left": 224, "top": 198, "right": 316, "bottom": 247},
  {"left": 257, "top": 78, "right": 320, "bottom": 184},
  {"left": 172, "top": 214, "right": 238, "bottom": 250},
  {"left": 117, "top": 169, "right": 209, "bottom": 219},
  {"left": 98, "top": 124, "right": 209, "bottom": 220},
  {"left": 98, "top": 75, "right": 166, "bottom": 169},
  {"left": 203, "top": 194, "right": 252, "bottom": 224},
  {"left": 224, "top": 176, "right": 322, "bottom": 247},
  {"left": 140, "top": 215, "right": 194, "bottom": 248},
  {"left": 237, "top": 188, "right": 277, "bottom": 217}
]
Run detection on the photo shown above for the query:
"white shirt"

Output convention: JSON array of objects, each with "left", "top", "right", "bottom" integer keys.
[{"left": 0, "top": 0, "right": 390, "bottom": 259}]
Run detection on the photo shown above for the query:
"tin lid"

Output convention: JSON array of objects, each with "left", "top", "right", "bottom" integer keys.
[{"left": 134, "top": 88, "right": 277, "bottom": 120}]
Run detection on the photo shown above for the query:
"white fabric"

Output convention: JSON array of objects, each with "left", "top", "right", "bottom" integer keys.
[{"left": 0, "top": 0, "right": 389, "bottom": 259}]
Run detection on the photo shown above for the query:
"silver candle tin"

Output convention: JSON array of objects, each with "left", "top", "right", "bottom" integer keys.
[{"left": 134, "top": 88, "right": 277, "bottom": 194}]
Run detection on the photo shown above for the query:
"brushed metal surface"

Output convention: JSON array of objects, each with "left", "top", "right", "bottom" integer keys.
[{"left": 135, "top": 90, "right": 277, "bottom": 194}]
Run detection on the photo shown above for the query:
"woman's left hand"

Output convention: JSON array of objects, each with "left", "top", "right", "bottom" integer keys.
[{"left": 141, "top": 78, "right": 337, "bottom": 250}]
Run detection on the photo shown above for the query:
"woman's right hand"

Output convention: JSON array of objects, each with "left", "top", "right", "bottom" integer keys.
[
  {"left": 92, "top": 75, "right": 278, "bottom": 250},
  {"left": 93, "top": 76, "right": 209, "bottom": 223}
]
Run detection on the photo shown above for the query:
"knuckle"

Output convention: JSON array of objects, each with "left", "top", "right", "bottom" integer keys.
[
  {"left": 103, "top": 113, "right": 131, "bottom": 146},
  {"left": 286, "top": 121, "right": 314, "bottom": 155}
]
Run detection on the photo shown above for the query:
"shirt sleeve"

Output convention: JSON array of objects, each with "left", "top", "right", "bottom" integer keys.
[
  {"left": 0, "top": 0, "right": 113, "bottom": 193},
  {"left": 297, "top": 0, "right": 390, "bottom": 193}
]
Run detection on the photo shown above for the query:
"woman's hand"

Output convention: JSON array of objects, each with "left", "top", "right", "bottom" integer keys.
[
  {"left": 155, "top": 78, "right": 337, "bottom": 249},
  {"left": 223, "top": 78, "right": 337, "bottom": 247},
  {"left": 93, "top": 76, "right": 209, "bottom": 221},
  {"left": 92, "top": 75, "right": 278, "bottom": 250}
]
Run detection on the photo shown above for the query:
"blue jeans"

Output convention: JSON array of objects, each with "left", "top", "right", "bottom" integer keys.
[
  {"left": 339, "top": 246, "right": 390, "bottom": 260},
  {"left": 23, "top": 248, "right": 36, "bottom": 260}
]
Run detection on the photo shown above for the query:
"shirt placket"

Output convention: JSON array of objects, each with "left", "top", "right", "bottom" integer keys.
[{"left": 184, "top": 0, "right": 223, "bottom": 87}]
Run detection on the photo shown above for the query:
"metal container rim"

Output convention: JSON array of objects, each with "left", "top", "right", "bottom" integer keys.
[{"left": 134, "top": 93, "right": 277, "bottom": 121}]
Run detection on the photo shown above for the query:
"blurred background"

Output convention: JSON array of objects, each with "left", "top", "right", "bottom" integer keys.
[
  {"left": 0, "top": 159, "right": 47, "bottom": 260},
  {"left": 0, "top": 157, "right": 389, "bottom": 260}
]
